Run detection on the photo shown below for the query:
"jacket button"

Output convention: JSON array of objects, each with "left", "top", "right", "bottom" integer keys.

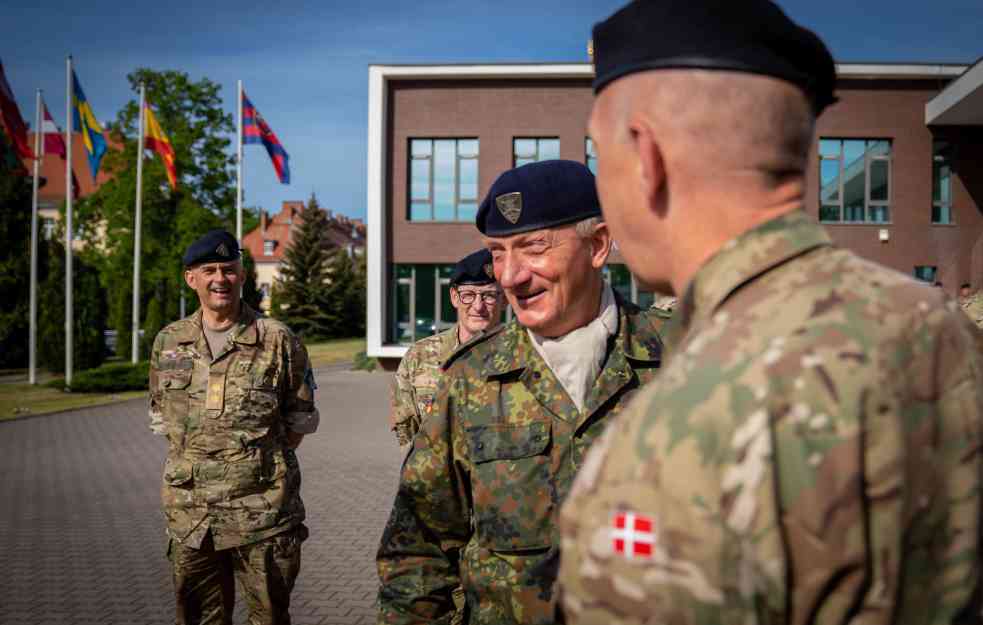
[
  {"left": 532, "top": 371, "right": 541, "bottom": 380},
  {"left": 476, "top": 442, "right": 484, "bottom": 450}
]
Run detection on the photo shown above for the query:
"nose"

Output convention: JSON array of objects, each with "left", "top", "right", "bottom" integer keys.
[{"left": 496, "top": 252, "right": 530, "bottom": 291}]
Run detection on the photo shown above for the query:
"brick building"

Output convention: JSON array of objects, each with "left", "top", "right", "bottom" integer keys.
[
  {"left": 365, "top": 61, "right": 983, "bottom": 363},
  {"left": 241, "top": 201, "right": 366, "bottom": 310}
]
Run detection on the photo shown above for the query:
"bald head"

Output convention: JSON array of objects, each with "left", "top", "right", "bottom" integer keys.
[{"left": 595, "top": 69, "right": 815, "bottom": 187}]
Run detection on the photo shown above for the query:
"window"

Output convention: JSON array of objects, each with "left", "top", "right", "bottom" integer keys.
[
  {"left": 819, "top": 138, "right": 891, "bottom": 223},
  {"left": 914, "top": 266, "right": 937, "bottom": 283},
  {"left": 390, "top": 264, "right": 456, "bottom": 344},
  {"left": 586, "top": 137, "right": 598, "bottom": 174},
  {"left": 263, "top": 240, "right": 275, "bottom": 256},
  {"left": 932, "top": 140, "right": 953, "bottom": 224},
  {"left": 513, "top": 138, "right": 560, "bottom": 167},
  {"left": 409, "top": 139, "right": 479, "bottom": 222}
]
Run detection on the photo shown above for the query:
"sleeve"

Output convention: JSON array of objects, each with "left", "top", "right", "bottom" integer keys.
[
  {"left": 390, "top": 351, "right": 421, "bottom": 446},
  {"left": 281, "top": 333, "right": 320, "bottom": 434},
  {"left": 148, "top": 332, "right": 166, "bottom": 436},
  {"left": 376, "top": 375, "right": 471, "bottom": 624}
]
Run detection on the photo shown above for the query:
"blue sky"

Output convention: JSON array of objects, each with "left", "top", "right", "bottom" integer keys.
[{"left": 4, "top": 0, "right": 982, "bottom": 221}]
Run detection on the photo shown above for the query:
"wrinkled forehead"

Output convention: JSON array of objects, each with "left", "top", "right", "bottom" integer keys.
[
  {"left": 453, "top": 282, "right": 501, "bottom": 292},
  {"left": 188, "top": 260, "right": 241, "bottom": 273},
  {"left": 482, "top": 224, "right": 577, "bottom": 251}
]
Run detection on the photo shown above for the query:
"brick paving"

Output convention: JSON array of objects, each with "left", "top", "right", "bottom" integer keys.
[{"left": 0, "top": 369, "right": 401, "bottom": 625}]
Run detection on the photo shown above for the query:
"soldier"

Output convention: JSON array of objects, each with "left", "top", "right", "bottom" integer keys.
[
  {"left": 960, "top": 282, "right": 983, "bottom": 329},
  {"left": 376, "top": 160, "right": 670, "bottom": 624},
  {"left": 149, "top": 230, "right": 319, "bottom": 625},
  {"left": 390, "top": 248, "right": 503, "bottom": 452},
  {"left": 558, "top": 2, "right": 983, "bottom": 624}
]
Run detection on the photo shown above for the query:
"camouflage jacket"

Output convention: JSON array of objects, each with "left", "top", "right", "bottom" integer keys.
[
  {"left": 961, "top": 291, "right": 983, "bottom": 329},
  {"left": 377, "top": 295, "right": 669, "bottom": 625},
  {"left": 390, "top": 326, "right": 461, "bottom": 446},
  {"left": 558, "top": 211, "right": 983, "bottom": 625},
  {"left": 149, "top": 304, "right": 318, "bottom": 550}
]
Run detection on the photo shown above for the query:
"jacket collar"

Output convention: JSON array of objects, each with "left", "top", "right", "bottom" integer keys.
[
  {"left": 677, "top": 211, "right": 832, "bottom": 329},
  {"left": 172, "top": 304, "right": 260, "bottom": 349}
]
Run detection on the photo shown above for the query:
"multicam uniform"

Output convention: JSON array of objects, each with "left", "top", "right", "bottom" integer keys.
[
  {"left": 558, "top": 211, "right": 983, "bottom": 624},
  {"left": 149, "top": 304, "right": 318, "bottom": 625},
  {"left": 961, "top": 291, "right": 983, "bottom": 329},
  {"left": 377, "top": 296, "right": 668, "bottom": 625},
  {"left": 390, "top": 326, "right": 461, "bottom": 447}
]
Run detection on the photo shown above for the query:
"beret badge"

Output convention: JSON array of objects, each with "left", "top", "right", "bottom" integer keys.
[
  {"left": 215, "top": 242, "right": 230, "bottom": 257},
  {"left": 496, "top": 192, "right": 522, "bottom": 224},
  {"left": 484, "top": 263, "right": 495, "bottom": 279}
]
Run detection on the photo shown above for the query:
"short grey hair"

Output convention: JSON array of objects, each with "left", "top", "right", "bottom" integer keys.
[{"left": 574, "top": 216, "right": 604, "bottom": 239}]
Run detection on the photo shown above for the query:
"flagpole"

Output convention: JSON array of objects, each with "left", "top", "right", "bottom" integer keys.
[
  {"left": 65, "top": 56, "right": 74, "bottom": 387},
  {"left": 29, "top": 89, "right": 42, "bottom": 385},
  {"left": 236, "top": 80, "right": 243, "bottom": 243},
  {"left": 132, "top": 84, "right": 145, "bottom": 363}
]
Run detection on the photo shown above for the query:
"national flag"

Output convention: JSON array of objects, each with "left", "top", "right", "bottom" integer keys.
[
  {"left": 144, "top": 100, "right": 177, "bottom": 189},
  {"left": 612, "top": 511, "right": 656, "bottom": 559},
  {"left": 0, "top": 60, "right": 34, "bottom": 160},
  {"left": 71, "top": 70, "right": 107, "bottom": 180},
  {"left": 41, "top": 98, "right": 80, "bottom": 198},
  {"left": 242, "top": 92, "right": 289, "bottom": 184},
  {"left": 0, "top": 124, "right": 27, "bottom": 174}
]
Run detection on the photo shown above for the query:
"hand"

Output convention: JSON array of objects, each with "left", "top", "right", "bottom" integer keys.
[{"left": 286, "top": 431, "right": 305, "bottom": 449}]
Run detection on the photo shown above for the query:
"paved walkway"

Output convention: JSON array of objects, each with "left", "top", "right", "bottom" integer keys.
[{"left": 0, "top": 369, "right": 401, "bottom": 625}]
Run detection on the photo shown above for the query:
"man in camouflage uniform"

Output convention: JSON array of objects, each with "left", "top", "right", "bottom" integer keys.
[
  {"left": 377, "top": 160, "right": 670, "bottom": 624},
  {"left": 390, "top": 248, "right": 504, "bottom": 452},
  {"left": 150, "top": 230, "right": 319, "bottom": 625},
  {"left": 960, "top": 282, "right": 983, "bottom": 329},
  {"left": 558, "top": 2, "right": 983, "bottom": 624}
]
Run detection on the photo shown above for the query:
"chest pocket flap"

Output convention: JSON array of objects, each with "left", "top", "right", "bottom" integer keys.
[{"left": 470, "top": 421, "right": 550, "bottom": 463}]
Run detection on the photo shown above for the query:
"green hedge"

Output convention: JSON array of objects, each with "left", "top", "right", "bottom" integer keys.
[{"left": 48, "top": 361, "right": 150, "bottom": 393}]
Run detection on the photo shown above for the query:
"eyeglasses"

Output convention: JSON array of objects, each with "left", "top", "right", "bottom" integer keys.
[{"left": 457, "top": 290, "right": 500, "bottom": 305}]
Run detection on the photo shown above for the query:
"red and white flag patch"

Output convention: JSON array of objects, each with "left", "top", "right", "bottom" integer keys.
[{"left": 612, "top": 511, "right": 656, "bottom": 559}]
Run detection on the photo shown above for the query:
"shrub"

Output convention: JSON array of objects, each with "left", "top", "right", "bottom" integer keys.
[
  {"left": 352, "top": 350, "right": 378, "bottom": 372},
  {"left": 49, "top": 361, "right": 150, "bottom": 393}
]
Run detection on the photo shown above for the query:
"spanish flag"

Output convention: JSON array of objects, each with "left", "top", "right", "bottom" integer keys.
[{"left": 144, "top": 101, "right": 176, "bottom": 189}]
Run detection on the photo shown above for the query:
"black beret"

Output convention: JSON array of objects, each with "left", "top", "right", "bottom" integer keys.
[
  {"left": 450, "top": 249, "right": 496, "bottom": 287},
  {"left": 591, "top": 0, "right": 837, "bottom": 114},
  {"left": 477, "top": 160, "right": 601, "bottom": 237},
  {"left": 182, "top": 229, "right": 240, "bottom": 267}
]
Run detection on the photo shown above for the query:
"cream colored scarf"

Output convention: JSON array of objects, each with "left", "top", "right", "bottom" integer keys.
[{"left": 528, "top": 284, "right": 618, "bottom": 413}]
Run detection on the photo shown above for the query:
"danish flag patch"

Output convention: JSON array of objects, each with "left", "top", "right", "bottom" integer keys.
[{"left": 612, "top": 511, "right": 656, "bottom": 559}]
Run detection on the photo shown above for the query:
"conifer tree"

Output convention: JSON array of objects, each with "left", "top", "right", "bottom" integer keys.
[{"left": 271, "top": 193, "right": 334, "bottom": 339}]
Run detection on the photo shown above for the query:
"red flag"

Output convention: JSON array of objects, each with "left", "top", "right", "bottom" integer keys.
[
  {"left": 611, "top": 512, "right": 656, "bottom": 559},
  {"left": 0, "top": 59, "right": 34, "bottom": 160}
]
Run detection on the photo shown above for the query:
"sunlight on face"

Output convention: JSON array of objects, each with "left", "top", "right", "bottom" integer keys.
[{"left": 184, "top": 260, "right": 243, "bottom": 315}]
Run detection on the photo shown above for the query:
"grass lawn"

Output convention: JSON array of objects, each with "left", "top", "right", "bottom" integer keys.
[
  {"left": 306, "top": 337, "right": 366, "bottom": 368},
  {"left": 0, "top": 382, "right": 146, "bottom": 422}
]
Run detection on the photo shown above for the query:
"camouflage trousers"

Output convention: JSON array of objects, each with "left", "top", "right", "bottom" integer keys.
[
  {"left": 451, "top": 586, "right": 465, "bottom": 625},
  {"left": 168, "top": 525, "right": 307, "bottom": 625}
]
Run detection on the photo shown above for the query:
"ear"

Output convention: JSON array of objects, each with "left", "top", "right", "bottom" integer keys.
[
  {"left": 588, "top": 221, "right": 613, "bottom": 270},
  {"left": 629, "top": 115, "right": 666, "bottom": 214},
  {"left": 449, "top": 287, "right": 460, "bottom": 308},
  {"left": 184, "top": 269, "right": 196, "bottom": 290}
]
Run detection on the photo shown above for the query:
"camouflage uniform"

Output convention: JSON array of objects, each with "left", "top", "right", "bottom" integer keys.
[
  {"left": 558, "top": 211, "right": 983, "bottom": 624},
  {"left": 961, "top": 291, "right": 983, "bottom": 329},
  {"left": 377, "top": 296, "right": 669, "bottom": 625},
  {"left": 149, "top": 304, "right": 318, "bottom": 625},
  {"left": 390, "top": 326, "right": 461, "bottom": 447}
]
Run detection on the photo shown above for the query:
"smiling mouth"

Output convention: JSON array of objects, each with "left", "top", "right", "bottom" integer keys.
[
  {"left": 513, "top": 290, "right": 546, "bottom": 307},
  {"left": 209, "top": 287, "right": 232, "bottom": 296}
]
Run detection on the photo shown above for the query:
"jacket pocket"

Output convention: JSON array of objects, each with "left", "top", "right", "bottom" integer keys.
[
  {"left": 468, "top": 421, "right": 553, "bottom": 551},
  {"left": 163, "top": 455, "right": 194, "bottom": 486},
  {"left": 161, "top": 370, "right": 193, "bottom": 436}
]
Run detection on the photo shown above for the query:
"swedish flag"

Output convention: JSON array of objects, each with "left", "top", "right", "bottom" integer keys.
[{"left": 71, "top": 70, "right": 106, "bottom": 179}]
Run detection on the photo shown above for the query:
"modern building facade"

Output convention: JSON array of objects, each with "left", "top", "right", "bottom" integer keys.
[{"left": 366, "top": 61, "right": 983, "bottom": 363}]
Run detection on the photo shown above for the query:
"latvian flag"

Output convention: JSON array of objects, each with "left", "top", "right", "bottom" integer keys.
[
  {"left": 242, "top": 92, "right": 289, "bottom": 184},
  {"left": 612, "top": 511, "right": 656, "bottom": 559},
  {"left": 41, "top": 98, "right": 80, "bottom": 198}
]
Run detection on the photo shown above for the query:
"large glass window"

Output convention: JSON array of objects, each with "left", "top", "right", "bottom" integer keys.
[
  {"left": 586, "top": 137, "right": 598, "bottom": 174},
  {"left": 932, "top": 140, "right": 953, "bottom": 225},
  {"left": 514, "top": 138, "right": 560, "bottom": 167},
  {"left": 409, "top": 139, "right": 479, "bottom": 222},
  {"left": 389, "top": 264, "right": 457, "bottom": 344},
  {"left": 819, "top": 138, "right": 892, "bottom": 224}
]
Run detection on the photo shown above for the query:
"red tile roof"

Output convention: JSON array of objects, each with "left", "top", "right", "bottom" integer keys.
[
  {"left": 23, "top": 132, "right": 116, "bottom": 202},
  {"left": 242, "top": 201, "right": 365, "bottom": 262}
]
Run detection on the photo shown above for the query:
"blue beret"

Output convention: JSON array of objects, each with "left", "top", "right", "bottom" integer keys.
[
  {"left": 450, "top": 249, "right": 495, "bottom": 287},
  {"left": 182, "top": 229, "right": 240, "bottom": 267},
  {"left": 591, "top": 0, "right": 837, "bottom": 114},
  {"left": 476, "top": 160, "right": 601, "bottom": 237}
]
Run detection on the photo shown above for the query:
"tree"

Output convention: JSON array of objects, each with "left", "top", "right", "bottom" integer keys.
[
  {"left": 73, "top": 69, "right": 236, "bottom": 359},
  {"left": 0, "top": 168, "right": 32, "bottom": 367},
  {"left": 271, "top": 193, "right": 335, "bottom": 340},
  {"left": 323, "top": 249, "right": 366, "bottom": 338},
  {"left": 241, "top": 248, "right": 263, "bottom": 312}
]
